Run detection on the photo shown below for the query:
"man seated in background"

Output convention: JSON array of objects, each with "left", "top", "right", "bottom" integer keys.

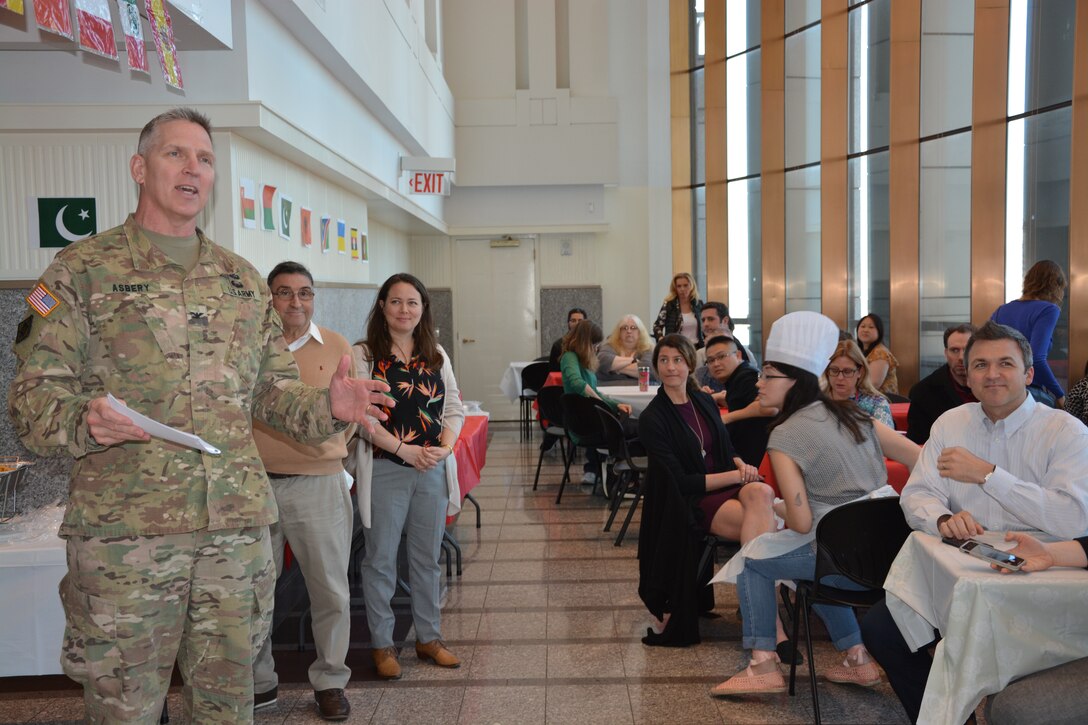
[
  {"left": 695, "top": 302, "right": 751, "bottom": 369},
  {"left": 861, "top": 321, "right": 1088, "bottom": 723},
  {"left": 548, "top": 307, "right": 587, "bottom": 370},
  {"left": 906, "top": 323, "right": 977, "bottom": 443},
  {"left": 697, "top": 335, "right": 775, "bottom": 465}
]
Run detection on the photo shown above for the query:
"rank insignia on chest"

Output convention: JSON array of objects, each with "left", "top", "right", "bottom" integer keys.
[
  {"left": 221, "top": 273, "right": 256, "bottom": 298},
  {"left": 26, "top": 282, "right": 61, "bottom": 317}
]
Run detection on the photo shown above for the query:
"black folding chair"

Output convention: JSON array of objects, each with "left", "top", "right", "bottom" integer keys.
[
  {"left": 533, "top": 386, "right": 570, "bottom": 492},
  {"left": 518, "top": 361, "right": 551, "bottom": 441},
  {"left": 596, "top": 408, "right": 648, "bottom": 545},
  {"left": 785, "top": 496, "right": 912, "bottom": 725},
  {"left": 558, "top": 394, "right": 612, "bottom": 503}
]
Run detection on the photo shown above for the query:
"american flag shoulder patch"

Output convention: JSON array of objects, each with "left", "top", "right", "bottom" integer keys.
[{"left": 26, "top": 282, "right": 60, "bottom": 317}]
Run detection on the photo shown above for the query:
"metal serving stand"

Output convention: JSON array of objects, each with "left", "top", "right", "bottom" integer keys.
[{"left": 0, "top": 458, "right": 33, "bottom": 523}]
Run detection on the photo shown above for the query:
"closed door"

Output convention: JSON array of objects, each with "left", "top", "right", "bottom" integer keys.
[{"left": 453, "top": 238, "right": 539, "bottom": 420}]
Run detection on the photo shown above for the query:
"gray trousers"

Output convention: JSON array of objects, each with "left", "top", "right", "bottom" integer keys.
[
  {"left": 361, "top": 458, "right": 449, "bottom": 648},
  {"left": 253, "top": 472, "right": 353, "bottom": 693},
  {"left": 986, "top": 656, "right": 1088, "bottom": 725}
]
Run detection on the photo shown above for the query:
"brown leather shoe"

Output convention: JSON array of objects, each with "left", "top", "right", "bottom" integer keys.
[
  {"left": 415, "top": 639, "right": 461, "bottom": 668},
  {"left": 313, "top": 688, "right": 350, "bottom": 721},
  {"left": 372, "top": 646, "right": 402, "bottom": 680}
]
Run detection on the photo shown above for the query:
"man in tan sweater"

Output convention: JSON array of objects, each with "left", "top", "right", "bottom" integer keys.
[{"left": 252, "top": 261, "right": 355, "bottom": 720}]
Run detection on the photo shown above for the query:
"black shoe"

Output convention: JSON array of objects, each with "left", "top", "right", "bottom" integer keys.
[
  {"left": 253, "top": 686, "right": 277, "bottom": 712},
  {"left": 314, "top": 688, "right": 351, "bottom": 721},
  {"left": 776, "top": 639, "right": 804, "bottom": 666}
]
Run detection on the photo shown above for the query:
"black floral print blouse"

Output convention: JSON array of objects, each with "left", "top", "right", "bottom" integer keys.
[{"left": 373, "top": 354, "right": 446, "bottom": 467}]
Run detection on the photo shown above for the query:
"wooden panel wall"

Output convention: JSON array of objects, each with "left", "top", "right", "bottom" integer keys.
[
  {"left": 761, "top": 0, "right": 787, "bottom": 344},
  {"left": 821, "top": 0, "right": 849, "bottom": 327}
]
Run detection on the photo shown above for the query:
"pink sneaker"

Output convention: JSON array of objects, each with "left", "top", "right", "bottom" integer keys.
[
  {"left": 824, "top": 659, "right": 882, "bottom": 687},
  {"left": 710, "top": 658, "right": 786, "bottom": 696}
]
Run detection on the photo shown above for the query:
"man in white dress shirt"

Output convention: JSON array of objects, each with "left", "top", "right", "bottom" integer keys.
[{"left": 899, "top": 320, "right": 1088, "bottom": 541}]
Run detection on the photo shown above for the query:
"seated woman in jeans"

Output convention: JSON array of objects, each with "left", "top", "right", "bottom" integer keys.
[{"left": 712, "top": 311, "right": 919, "bottom": 696}]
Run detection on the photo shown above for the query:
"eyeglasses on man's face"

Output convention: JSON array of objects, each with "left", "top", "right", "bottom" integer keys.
[
  {"left": 273, "top": 287, "right": 315, "bottom": 301},
  {"left": 827, "top": 366, "right": 860, "bottom": 378},
  {"left": 705, "top": 352, "right": 736, "bottom": 365}
]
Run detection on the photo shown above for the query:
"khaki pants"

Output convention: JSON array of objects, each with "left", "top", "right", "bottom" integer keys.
[{"left": 60, "top": 527, "right": 274, "bottom": 724}]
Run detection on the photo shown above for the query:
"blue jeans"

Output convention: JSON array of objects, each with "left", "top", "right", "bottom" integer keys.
[{"left": 737, "top": 543, "right": 865, "bottom": 652}]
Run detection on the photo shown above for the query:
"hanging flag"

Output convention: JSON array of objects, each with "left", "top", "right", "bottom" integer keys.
[
  {"left": 144, "top": 0, "right": 182, "bottom": 89},
  {"left": 35, "top": 0, "right": 74, "bottom": 39},
  {"left": 261, "top": 184, "right": 277, "bottom": 231},
  {"left": 361, "top": 233, "right": 369, "bottom": 262},
  {"left": 239, "top": 178, "right": 256, "bottom": 229},
  {"left": 350, "top": 228, "right": 359, "bottom": 260},
  {"left": 320, "top": 216, "right": 331, "bottom": 254},
  {"left": 279, "top": 195, "right": 293, "bottom": 240},
  {"left": 116, "top": 0, "right": 148, "bottom": 73},
  {"left": 336, "top": 220, "right": 346, "bottom": 255},
  {"left": 1, "top": 1, "right": 26, "bottom": 16},
  {"left": 27, "top": 197, "right": 98, "bottom": 249},
  {"left": 300, "top": 207, "right": 312, "bottom": 248},
  {"left": 75, "top": 0, "right": 117, "bottom": 59}
]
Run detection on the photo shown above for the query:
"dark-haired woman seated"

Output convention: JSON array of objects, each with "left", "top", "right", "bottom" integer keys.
[
  {"left": 636, "top": 334, "right": 769, "bottom": 647},
  {"left": 711, "top": 312, "right": 918, "bottom": 695}
]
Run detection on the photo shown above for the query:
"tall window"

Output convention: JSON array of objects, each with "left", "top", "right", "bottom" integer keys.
[
  {"left": 1005, "top": 0, "right": 1075, "bottom": 389},
  {"left": 692, "top": 0, "right": 707, "bottom": 294}
]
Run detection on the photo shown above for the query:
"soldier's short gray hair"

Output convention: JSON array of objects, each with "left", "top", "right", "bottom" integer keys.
[{"left": 137, "top": 108, "right": 213, "bottom": 156}]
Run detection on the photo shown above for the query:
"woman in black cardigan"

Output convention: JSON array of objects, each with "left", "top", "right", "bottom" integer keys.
[{"left": 636, "top": 334, "right": 771, "bottom": 646}]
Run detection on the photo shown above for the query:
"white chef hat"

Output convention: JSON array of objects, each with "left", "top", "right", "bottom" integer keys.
[{"left": 763, "top": 311, "right": 840, "bottom": 378}]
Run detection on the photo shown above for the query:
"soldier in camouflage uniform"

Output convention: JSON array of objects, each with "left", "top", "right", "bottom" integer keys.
[{"left": 9, "top": 108, "right": 390, "bottom": 724}]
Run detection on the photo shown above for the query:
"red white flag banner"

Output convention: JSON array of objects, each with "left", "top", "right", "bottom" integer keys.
[
  {"left": 1, "top": 1, "right": 26, "bottom": 16},
  {"left": 35, "top": 0, "right": 74, "bottom": 40},
  {"left": 144, "top": 0, "right": 182, "bottom": 89},
  {"left": 76, "top": 0, "right": 117, "bottom": 59},
  {"left": 116, "top": 0, "right": 148, "bottom": 73}
]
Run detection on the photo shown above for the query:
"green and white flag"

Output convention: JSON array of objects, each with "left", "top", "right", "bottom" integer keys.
[{"left": 28, "top": 197, "right": 98, "bottom": 248}]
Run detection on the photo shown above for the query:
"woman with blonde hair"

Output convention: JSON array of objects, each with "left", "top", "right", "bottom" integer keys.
[
  {"left": 598, "top": 315, "right": 655, "bottom": 381},
  {"left": 823, "top": 339, "right": 893, "bottom": 428},
  {"left": 652, "top": 272, "right": 703, "bottom": 344},
  {"left": 991, "top": 259, "right": 1068, "bottom": 407}
]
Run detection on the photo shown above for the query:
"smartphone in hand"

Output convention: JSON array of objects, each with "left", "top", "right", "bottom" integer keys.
[{"left": 959, "top": 540, "right": 1026, "bottom": 571}]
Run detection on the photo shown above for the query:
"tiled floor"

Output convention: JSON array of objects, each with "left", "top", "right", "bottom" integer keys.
[{"left": 2, "top": 423, "right": 930, "bottom": 723}]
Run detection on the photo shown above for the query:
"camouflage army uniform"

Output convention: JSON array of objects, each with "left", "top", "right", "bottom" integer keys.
[{"left": 10, "top": 216, "right": 347, "bottom": 723}]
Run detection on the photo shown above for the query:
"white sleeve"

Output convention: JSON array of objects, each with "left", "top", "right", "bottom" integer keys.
[{"left": 898, "top": 420, "right": 955, "bottom": 535}]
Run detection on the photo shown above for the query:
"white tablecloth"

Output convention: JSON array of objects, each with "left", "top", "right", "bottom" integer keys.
[
  {"left": 601, "top": 385, "right": 659, "bottom": 416},
  {"left": 884, "top": 531, "right": 1088, "bottom": 725},
  {"left": 0, "top": 508, "right": 67, "bottom": 676},
  {"left": 499, "top": 361, "right": 535, "bottom": 402}
]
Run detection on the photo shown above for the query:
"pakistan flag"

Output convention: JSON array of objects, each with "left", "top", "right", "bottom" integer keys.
[{"left": 31, "top": 197, "right": 98, "bottom": 248}]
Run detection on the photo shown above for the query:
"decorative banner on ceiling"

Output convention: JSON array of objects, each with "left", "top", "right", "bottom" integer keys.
[
  {"left": 300, "top": 207, "right": 312, "bottom": 248},
  {"left": 319, "top": 216, "right": 331, "bottom": 254},
  {"left": 116, "top": 0, "right": 148, "bottom": 73},
  {"left": 239, "top": 178, "right": 256, "bottom": 229},
  {"left": 261, "top": 184, "right": 277, "bottom": 231},
  {"left": 35, "top": 0, "right": 74, "bottom": 40},
  {"left": 75, "top": 0, "right": 117, "bottom": 59},
  {"left": 278, "top": 194, "right": 292, "bottom": 241},
  {"left": 336, "top": 219, "right": 346, "bottom": 255},
  {"left": 27, "top": 197, "right": 98, "bottom": 249},
  {"left": 350, "top": 227, "right": 359, "bottom": 260},
  {"left": 361, "top": 233, "right": 369, "bottom": 262},
  {"left": 0, "top": 1, "right": 26, "bottom": 16},
  {"left": 144, "top": 0, "right": 182, "bottom": 89}
]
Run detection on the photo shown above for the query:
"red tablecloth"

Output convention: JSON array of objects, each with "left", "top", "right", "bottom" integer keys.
[
  {"left": 454, "top": 415, "right": 489, "bottom": 500},
  {"left": 890, "top": 402, "right": 909, "bottom": 432}
]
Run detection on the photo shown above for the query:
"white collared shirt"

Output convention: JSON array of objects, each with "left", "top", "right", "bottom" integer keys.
[
  {"left": 287, "top": 320, "right": 324, "bottom": 353},
  {"left": 900, "top": 394, "right": 1088, "bottom": 539}
]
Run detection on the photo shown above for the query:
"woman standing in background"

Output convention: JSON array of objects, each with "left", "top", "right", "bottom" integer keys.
[{"left": 652, "top": 272, "right": 703, "bottom": 345}]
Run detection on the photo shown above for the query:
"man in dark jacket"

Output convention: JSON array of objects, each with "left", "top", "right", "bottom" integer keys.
[
  {"left": 699, "top": 336, "right": 774, "bottom": 465},
  {"left": 906, "top": 323, "right": 977, "bottom": 443}
]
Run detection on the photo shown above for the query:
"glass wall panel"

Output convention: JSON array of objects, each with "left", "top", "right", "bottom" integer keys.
[
  {"left": 693, "top": 185, "right": 707, "bottom": 296},
  {"left": 726, "top": 48, "right": 761, "bottom": 179},
  {"left": 694, "top": 0, "right": 706, "bottom": 60},
  {"left": 1007, "top": 0, "right": 1075, "bottom": 116},
  {"left": 784, "top": 0, "right": 820, "bottom": 35},
  {"left": 920, "top": 0, "right": 974, "bottom": 136},
  {"left": 785, "top": 26, "right": 821, "bottom": 167},
  {"left": 848, "top": 0, "right": 890, "bottom": 154},
  {"left": 728, "top": 177, "right": 763, "bottom": 361},
  {"left": 918, "top": 132, "right": 972, "bottom": 377},
  {"left": 1005, "top": 108, "right": 1071, "bottom": 388},
  {"left": 785, "top": 166, "right": 822, "bottom": 313},
  {"left": 848, "top": 151, "right": 891, "bottom": 333},
  {"left": 726, "top": 0, "right": 761, "bottom": 56},
  {"left": 693, "top": 66, "right": 706, "bottom": 185}
]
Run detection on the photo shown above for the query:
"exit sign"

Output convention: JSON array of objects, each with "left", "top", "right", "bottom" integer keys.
[{"left": 407, "top": 171, "right": 450, "bottom": 196}]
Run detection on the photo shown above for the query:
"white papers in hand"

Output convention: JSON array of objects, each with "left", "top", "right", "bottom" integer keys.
[{"left": 107, "top": 393, "right": 222, "bottom": 456}]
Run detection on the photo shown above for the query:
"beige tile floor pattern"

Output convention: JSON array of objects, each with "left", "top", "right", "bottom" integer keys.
[{"left": 3, "top": 422, "right": 981, "bottom": 724}]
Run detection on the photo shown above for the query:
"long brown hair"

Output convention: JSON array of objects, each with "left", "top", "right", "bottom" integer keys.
[
  {"left": 768, "top": 362, "right": 872, "bottom": 444},
  {"left": 562, "top": 320, "right": 603, "bottom": 370},
  {"left": 1021, "top": 260, "right": 1067, "bottom": 305},
  {"left": 359, "top": 273, "right": 442, "bottom": 369},
  {"left": 823, "top": 339, "right": 884, "bottom": 399}
]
